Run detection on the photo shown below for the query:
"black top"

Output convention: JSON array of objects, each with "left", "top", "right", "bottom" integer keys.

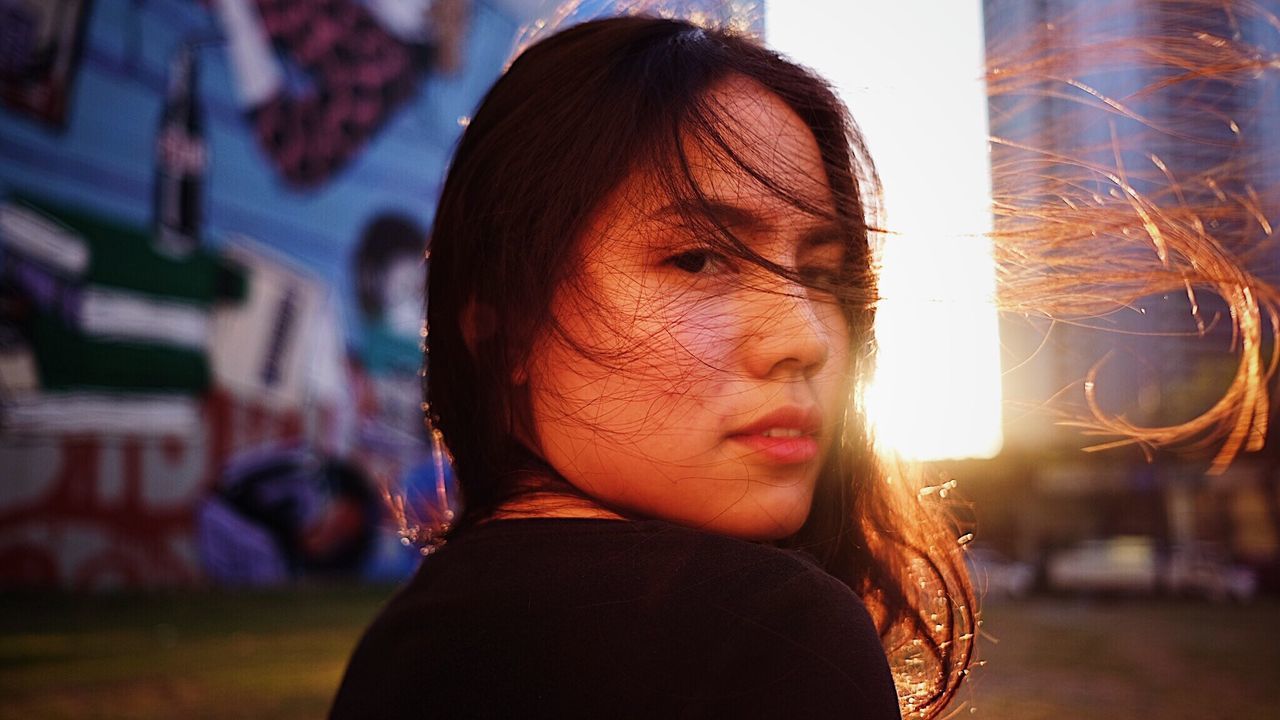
[{"left": 330, "top": 518, "right": 901, "bottom": 719}]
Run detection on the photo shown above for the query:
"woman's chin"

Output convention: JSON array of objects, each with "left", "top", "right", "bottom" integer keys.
[{"left": 672, "top": 489, "right": 814, "bottom": 542}]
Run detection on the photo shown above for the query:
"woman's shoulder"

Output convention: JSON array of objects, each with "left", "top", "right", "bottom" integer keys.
[
  {"left": 332, "top": 518, "right": 901, "bottom": 719},
  {"left": 444, "top": 518, "right": 892, "bottom": 676},
  {"left": 398, "top": 517, "right": 861, "bottom": 614},
  {"left": 429, "top": 517, "right": 848, "bottom": 597}
]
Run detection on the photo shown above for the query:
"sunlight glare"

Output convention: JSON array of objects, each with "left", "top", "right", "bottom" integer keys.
[{"left": 767, "top": 1, "right": 1003, "bottom": 460}]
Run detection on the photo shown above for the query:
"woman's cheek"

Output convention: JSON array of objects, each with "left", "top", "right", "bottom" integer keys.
[
  {"left": 561, "top": 274, "right": 739, "bottom": 412},
  {"left": 649, "top": 299, "right": 740, "bottom": 393}
]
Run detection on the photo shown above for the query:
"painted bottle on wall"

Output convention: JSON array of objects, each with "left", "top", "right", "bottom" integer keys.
[{"left": 154, "top": 43, "right": 206, "bottom": 257}]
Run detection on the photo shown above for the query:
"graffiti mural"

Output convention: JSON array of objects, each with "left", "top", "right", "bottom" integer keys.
[
  {"left": 0, "top": 0, "right": 93, "bottom": 127},
  {"left": 0, "top": 0, "right": 507, "bottom": 588},
  {"left": 0, "top": 390, "right": 314, "bottom": 588}
]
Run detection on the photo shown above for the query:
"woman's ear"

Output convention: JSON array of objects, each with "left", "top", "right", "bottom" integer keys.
[
  {"left": 462, "top": 298, "right": 530, "bottom": 385},
  {"left": 511, "top": 362, "right": 529, "bottom": 386},
  {"left": 460, "top": 298, "right": 496, "bottom": 356}
]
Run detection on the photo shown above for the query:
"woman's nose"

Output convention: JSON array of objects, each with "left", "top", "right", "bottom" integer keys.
[{"left": 740, "top": 281, "right": 833, "bottom": 380}]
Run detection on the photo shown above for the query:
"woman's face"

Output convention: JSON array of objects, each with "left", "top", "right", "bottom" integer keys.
[{"left": 525, "top": 76, "right": 852, "bottom": 540}]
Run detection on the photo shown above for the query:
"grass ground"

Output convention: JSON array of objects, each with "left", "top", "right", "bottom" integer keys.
[
  {"left": 0, "top": 586, "right": 389, "bottom": 720},
  {"left": 2, "top": 588, "right": 1277, "bottom": 719},
  {"left": 966, "top": 597, "right": 1280, "bottom": 720}
]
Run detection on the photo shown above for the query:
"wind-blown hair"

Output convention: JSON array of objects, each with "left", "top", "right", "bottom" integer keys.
[
  {"left": 424, "top": 16, "right": 974, "bottom": 717},
  {"left": 986, "top": 0, "right": 1280, "bottom": 472}
]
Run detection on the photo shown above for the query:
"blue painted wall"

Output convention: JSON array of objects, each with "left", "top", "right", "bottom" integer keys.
[{"left": 0, "top": 0, "right": 523, "bottom": 335}]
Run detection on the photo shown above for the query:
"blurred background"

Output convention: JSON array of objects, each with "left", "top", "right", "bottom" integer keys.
[{"left": 1, "top": 0, "right": 1278, "bottom": 718}]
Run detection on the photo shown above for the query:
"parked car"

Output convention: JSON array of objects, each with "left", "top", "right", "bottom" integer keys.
[
  {"left": 1046, "top": 537, "right": 1258, "bottom": 601},
  {"left": 1166, "top": 542, "right": 1257, "bottom": 602},
  {"left": 965, "top": 544, "right": 1035, "bottom": 598},
  {"left": 1046, "top": 536, "right": 1160, "bottom": 595}
]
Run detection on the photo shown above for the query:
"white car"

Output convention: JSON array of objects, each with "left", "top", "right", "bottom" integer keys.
[
  {"left": 1046, "top": 536, "right": 1160, "bottom": 594},
  {"left": 1165, "top": 542, "right": 1257, "bottom": 602},
  {"left": 1047, "top": 537, "right": 1258, "bottom": 601}
]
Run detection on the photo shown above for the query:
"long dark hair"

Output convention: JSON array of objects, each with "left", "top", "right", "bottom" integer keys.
[{"left": 425, "top": 16, "right": 974, "bottom": 717}]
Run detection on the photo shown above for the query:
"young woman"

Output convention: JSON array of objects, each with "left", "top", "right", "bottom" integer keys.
[{"left": 331, "top": 16, "right": 973, "bottom": 719}]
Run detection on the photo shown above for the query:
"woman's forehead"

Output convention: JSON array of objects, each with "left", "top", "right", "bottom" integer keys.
[
  {"left": 567, "top": 75, "right": 838, "bottom": 260},
  {"left": 681, "top": 78, "right": 830, "bottom": 208},
  {"left": 615, "top": 77, "right": 833, "bottom": 218}
]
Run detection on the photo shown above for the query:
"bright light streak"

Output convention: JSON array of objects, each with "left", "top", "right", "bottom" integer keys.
[{"left": 768, "top": 2, "right": 1002, "bottom": 460}]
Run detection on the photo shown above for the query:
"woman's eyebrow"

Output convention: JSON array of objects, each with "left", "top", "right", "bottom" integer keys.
[
  {"left": 653, "top": 198, "right": 846, "bottom": 249},
  {"left": 653, "top": 198, "right": 765, "bottom": 230},
  {"left": 799, "top": 223, "right": 846, "bottom": 249}
]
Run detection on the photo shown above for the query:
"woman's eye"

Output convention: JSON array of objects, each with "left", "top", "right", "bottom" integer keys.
[
  {"left": 799, "top": 265, "right": 843, "bottom": 291},
  {"left": 666, "top": 249, "right": 726, "bottom": 275}
]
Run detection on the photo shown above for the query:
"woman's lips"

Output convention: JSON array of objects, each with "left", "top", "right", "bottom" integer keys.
[
  {"left": 728, "top": 433, "right": 820, "bottom": 463},
  {"left": 727, "top": 406, "right": 822, "bottom": 464}
]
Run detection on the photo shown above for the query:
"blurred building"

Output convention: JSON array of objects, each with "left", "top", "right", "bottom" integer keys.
[{"left": 981, "top": 0, "right": 1280, "bottom": 591}]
